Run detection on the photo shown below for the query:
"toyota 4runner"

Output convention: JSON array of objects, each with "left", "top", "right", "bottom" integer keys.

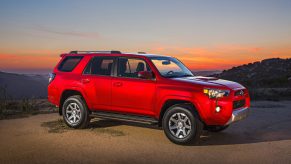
[{"left": 48, "top": 50, "right": 250, "bottom": 144}]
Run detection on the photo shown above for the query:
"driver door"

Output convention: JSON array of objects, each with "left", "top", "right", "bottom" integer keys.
[{"left": 111, "top": 57, "right": 156, "bottom": 116}]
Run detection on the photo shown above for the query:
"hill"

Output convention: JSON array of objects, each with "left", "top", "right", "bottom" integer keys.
[
  {"left": 0, "top": 71, "right": 48, "bottom": 99},
  {"left": 1, "top": 58, "right": 291, "bottom": 100},
  {"left": 212, "top": 58, "right": 291, "bottom": 100}
]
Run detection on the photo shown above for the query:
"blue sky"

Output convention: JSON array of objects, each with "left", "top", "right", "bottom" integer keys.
[{"left": 0, "top": 0, "right": 291, "bottom": 73}]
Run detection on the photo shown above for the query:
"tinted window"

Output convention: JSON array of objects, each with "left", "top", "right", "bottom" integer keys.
[
  {"left": 117, "top": 57, "right": 150, "bottom": 78},
  {"left": 84, "top": 57, "right": 114, "bottom": 76},
  {"left": 58, "top": 56, "right": 83, "bottom": 72}
]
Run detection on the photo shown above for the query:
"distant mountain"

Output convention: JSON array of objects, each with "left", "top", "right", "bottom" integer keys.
[
  {"left": 212, "top": 58, "right": 291, "bottom": 88},
  {"left": 0, "top": 71, "right": 48, "bottom": 99},
  {"left": 1, "top": 58, "right": 291, "bottom": 100}
]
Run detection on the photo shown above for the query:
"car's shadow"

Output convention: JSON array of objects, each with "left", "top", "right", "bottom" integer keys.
[
  {"left": 87, "top": 106, "right": 291, "bottom": 146},
  {"left": 198, "top": 123, "right": 291, "bottom": 146},
  {"left": 197, "top": 106, "right": 291, "bottom": 146}
]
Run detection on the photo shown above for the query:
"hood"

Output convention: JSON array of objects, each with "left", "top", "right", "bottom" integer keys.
[{"left": 172, "top": 76, "right": 244, "bottom": 90}]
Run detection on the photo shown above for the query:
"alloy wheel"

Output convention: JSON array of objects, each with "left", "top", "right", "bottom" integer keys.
[
  {"left": 65, "top": 102, "right": 82, "bottom": 125},
  {"left": 168, "top": 112, "right": 192, "bottom": 139}
]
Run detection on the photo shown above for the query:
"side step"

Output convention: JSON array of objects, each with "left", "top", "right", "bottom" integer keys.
[{"left": 91, "top": 111, "right": 158, "bottom": 124}]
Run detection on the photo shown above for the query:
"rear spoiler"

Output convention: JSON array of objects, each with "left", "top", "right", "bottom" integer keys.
[{"left": 60, "top": 53, "right": 67, "bottom": 57}]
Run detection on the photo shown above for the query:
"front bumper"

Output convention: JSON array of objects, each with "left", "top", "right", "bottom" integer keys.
[{"left": 226, "top": 107, "right": 250, "bottom": 125}]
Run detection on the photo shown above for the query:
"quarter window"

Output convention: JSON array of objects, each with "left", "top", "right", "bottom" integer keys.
[
  {"left": 84, "top": 57, "right": 114, "bottom": 76},
  {"left": 58, "top": 56, "right": 83, "bottom": 72}
]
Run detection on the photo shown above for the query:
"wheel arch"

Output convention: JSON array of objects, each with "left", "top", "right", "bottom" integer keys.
[
  {"left": 158, "top": 98, "right": 203, "bottom": 127},
  {"left": 59, "top": 89, "right": 90, "bottom": 115}
]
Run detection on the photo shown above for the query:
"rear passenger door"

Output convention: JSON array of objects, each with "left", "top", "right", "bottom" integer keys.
[
  {"left": 111, "top": 57, "right": 156, "bottom": 116},
  {"left": 82, "top": 56, "right": 115, "bottom": 111}
]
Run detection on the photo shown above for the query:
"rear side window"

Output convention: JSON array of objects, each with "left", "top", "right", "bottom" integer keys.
[
  {"left": 58, "top": 56, "right": 83, "bottom": 72},
  {"left": 83, "top": 57, "right": 115, "bottom": 76},
  {"left": 117, "top": 57, "right": 151, "bottom": 78}
]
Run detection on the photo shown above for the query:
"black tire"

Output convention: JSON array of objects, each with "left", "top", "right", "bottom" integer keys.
[
  {"left": 62, "top": 95, "right": 90, "bottom": 129},
  {"left": 162, "top": 104, "right": 203, "bottom": 145},
  {"left": 206, "top": 125, "right": 229, "bottom": 132}
]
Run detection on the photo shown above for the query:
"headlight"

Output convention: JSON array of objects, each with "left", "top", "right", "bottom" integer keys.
[{"left": 203, "top": 88, "right": 230, "bottom": 98}]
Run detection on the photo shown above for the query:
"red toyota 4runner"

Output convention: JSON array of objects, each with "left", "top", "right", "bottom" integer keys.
[{"left": 48, "top": 51, "right": 250, "bottom": 144}]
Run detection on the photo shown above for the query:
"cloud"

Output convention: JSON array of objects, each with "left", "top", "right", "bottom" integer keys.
[
  {"left": 33, "top": 25, "right": 100, "bottom": 38},
  {"left": 0, "top": 53, "right": 59, "bottom": 70},
  {"left": 1, "top": 44, "right": 290, "bottom": 72}
]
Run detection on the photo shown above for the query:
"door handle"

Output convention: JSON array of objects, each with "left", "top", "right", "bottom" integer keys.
[
  {"left": 113, "top": 82, "right": 123, "bottom": 87},
  {"left": 81, "top": 78, "right": 90, "bottom": 84}
]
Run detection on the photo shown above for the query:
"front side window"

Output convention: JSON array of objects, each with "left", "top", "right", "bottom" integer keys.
[
  {"left": 150, "top": 57, "right": 193, "bottom": 78},
  {"left": 58, "top": 56, "right": 83, "bottom": 72},
  {"left": 84, "top": 57, "right": 114, "bottom": 76},
  {"left": 117, "top": 57, "right": 151, "bottom": 78}
]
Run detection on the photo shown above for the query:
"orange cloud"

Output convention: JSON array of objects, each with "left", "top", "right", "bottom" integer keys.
[
  {"left": 1, "top": 44, "right": 290, "bottom": 73},
  {"left": 0, "top": 53, "right": 59, "bottom": 70}
]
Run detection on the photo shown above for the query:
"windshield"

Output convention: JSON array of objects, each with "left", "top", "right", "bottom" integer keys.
[{"left": 150, "top": 57, "right": 194, "bottom": 78}]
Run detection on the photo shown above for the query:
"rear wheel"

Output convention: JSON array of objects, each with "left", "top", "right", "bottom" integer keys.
[
  {"left": 162, "top": 104, "right": 203, "bottom": 145},
  {"left": 206, "top": 125, "right": 229, "bottom": 132},
  {"left": 62, "top": 95, "right": 90, "bottom": 129}
]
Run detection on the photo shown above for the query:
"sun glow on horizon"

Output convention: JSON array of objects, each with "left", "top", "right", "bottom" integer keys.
[{"left": 1, "top": 44, "right": 290, "bottom": 74}]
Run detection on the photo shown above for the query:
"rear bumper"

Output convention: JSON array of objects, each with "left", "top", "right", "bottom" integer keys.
[{"left": 226, "top": 107, "right": 250, "bottom": 125}]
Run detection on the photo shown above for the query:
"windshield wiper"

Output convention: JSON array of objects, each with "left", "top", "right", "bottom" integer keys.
[
  {"left": 179, "top": 74, "right": 194, "bottom": 77},
  {"left": 164, "top": 74, "right": 193, "bottom": 78},
  {"left": 164, "top": 75, "right": 178, "bottom": 78}
]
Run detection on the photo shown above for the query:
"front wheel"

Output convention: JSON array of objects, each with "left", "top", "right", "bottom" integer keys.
[
  {"left": 162, "top": 104, "right": 203, "bottom": 145},
  {"left": 62, "top": 95, "right": 90, "bottom": 129}
]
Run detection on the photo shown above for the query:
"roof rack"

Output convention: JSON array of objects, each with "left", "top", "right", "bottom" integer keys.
[
  {"left": 137, "top": 52, "right": 147, "bottom": 54},
  {"left": 69, "top": 50, "right": 121, "bottom": 54}
]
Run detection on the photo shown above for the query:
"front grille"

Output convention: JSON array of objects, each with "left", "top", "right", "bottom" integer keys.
[{"left": 233, "top": 99, "right": 246, "bottom": 109}]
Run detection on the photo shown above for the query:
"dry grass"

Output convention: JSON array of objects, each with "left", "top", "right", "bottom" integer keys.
[
  {"left": 0, "top": 98, "right": 57, "bottom": 120},
  {"left": 0, "top": 86, "right": 54, "bottom": 119}
]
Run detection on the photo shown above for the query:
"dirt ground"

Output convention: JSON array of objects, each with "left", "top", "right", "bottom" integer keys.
[{"left": 1, "top": 101, "right": 291, "bottom": 164}]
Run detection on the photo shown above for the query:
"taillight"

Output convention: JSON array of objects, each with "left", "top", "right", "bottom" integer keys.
[{"left": 48, "top": 73, "right": 56, "bottom": 83}]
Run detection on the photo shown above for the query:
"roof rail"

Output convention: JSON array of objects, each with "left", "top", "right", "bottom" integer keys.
[{"left": 69, "top": 50, "right": 121, "bottom": 54}]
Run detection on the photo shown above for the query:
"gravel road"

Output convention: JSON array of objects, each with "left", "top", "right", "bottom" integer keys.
[{"left": 1, "top": 101, "right": 291, "bottom": 164}]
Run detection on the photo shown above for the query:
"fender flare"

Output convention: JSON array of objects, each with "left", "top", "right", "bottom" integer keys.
[
  {"left": 59, "top": 87, "right": 93, "bottom": 112},
  {"left": 156, "top": 95, "right": 205, "bottom": 121}
]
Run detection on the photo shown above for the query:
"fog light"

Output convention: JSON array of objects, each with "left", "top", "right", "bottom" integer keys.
[{"left": 215, "top": 106, "right": 221, "bottom": 112}]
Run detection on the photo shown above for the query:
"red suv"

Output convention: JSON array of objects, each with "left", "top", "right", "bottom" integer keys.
[{"left": 48, "top": 51, "right": 250, "bottom": 144}]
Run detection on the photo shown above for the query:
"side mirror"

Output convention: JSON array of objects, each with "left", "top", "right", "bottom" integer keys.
[
  {"left": 162, "top": 60, "right": 171, "bottom": 65},
  {"left": 138, "top": 71, "right": 154, "bottom": 80}
]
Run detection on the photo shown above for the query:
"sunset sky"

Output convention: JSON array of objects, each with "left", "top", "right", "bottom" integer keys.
[{"left": 0, "top": 0, "right": 291, "bottom": 74}]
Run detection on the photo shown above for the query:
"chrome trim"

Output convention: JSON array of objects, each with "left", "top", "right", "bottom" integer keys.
[{"left": 226, "top": 107, "right": 249, "bottom": 125}]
